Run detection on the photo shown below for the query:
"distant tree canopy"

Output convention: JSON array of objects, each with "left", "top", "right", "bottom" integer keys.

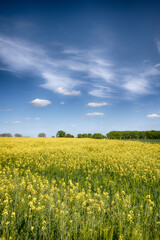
[
  {"left": 56, "top": 130, "right": 66, "bottom": 138},
  {"left": 107, "top": 131, "right": 160, "bottom": 139},
  {"left": 14, "top": 133, "right": 22, "bottom": 137},
  {"left": 88, "top": 133, "right": 92, "bottom": 138},
  {"left": 38, "top": 133, "right": 46, "bottom": 137},
  {"left": 0, "top": 133, "right": 12, "bottom": 137},
  {"left": 56, "top": 131, "right": 74, "bottom": 138},
  {"left": 92, "top": 133, "right": 106, "bottom": 139},
  {"left": 77, "top": 134, "right": 82, "bottom": 138},
  {"left": 77, "top": 133, "right": 88, "bottom": 138},
  {"left": 66, "top": 133, "right": 74, "bottom": 138},
  {"left": 77, "top": 133, "right": 106, "bottom": 139}
]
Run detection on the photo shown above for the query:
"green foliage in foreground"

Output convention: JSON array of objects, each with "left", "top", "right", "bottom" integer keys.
[{"left": 0, "top": 138, "right": 160, "bottom": 240}]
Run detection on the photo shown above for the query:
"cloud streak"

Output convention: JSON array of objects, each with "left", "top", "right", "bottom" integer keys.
[
  {"left": 86, "top": 112, "right": 104, "bottom": 116},
  {"left": 157, "top": 40, "right": 160, "bottom": 54},
  {"left": 87, "top": 102, "right": 108, "bottom": 107},
  {"left": 54, "top": 87, "right": 80, "bottom": 96},
  {"left": 0, "top": 35, "right": 81, "bottom": 96},
  {"left": 123, "top": 77, "right": 149, "bottom": 94},
  {"left": 0, "top": 108, "right": 11, "bottom": 112},
  {"left": 147, "top": 113, "right": 160, "bottom": 118},
  {"left": 5, "top": 121, "right": 21, "bottom": 124},
  {"left": 24, "top": 117, "right": 40, "bottom": 120},
  {"left": 0, "top": 35, "right": 160, "bottom": 100}
]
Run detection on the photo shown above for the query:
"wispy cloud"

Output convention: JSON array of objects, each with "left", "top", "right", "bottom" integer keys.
[
  {"left": 24, "top": 117, "right": 40, "bottom": 120},
  {"left": 41, "top": 72, "right": 81, "bottom": 95},
  {"left": 0, "top": 108, "right": 11, "bottom": 112},
  {"left": 54, "top": 87, "right": 80, "bottom": 96},
  {"left": 24, "top": 117, "right": 32, "bottom": 120},
  {"left": 0, "top": 35, "right": 160, "bottom": 100},
  {"left": 30, "top": 99, "right": 51, "bottom": 107},
  {"left": 155, "top": 63, "right": 160, "bottom": 68},
  {"left": 123, "top": 77, "right": 149, "bottom": 94},
  {"left": 5, "top": 121, "right": 21, "bottom": 124},
  {"left": 87, "top": 102, "right": 108, "bottom": 107},
  {"left": 0, "top": 35, "right": 81, "bottom": 95},
  {"left": 146, "top": 113, "right": 160, "bottom": 118},
  {"left": 60, "top": 102, "right": 65, "bottom": 104},
  {"left": 157, "top": 39, "right": 160, "bottom": 54},
  {"left": 34, "top": 117, "right": 40, "bottom": 120},
  {"left": 86, "top": 112, "right": 104, "bottom": 116}
]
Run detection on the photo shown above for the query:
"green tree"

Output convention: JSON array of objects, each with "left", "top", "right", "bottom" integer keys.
[
  {"left": 38, "top": 133, "right": 46, "bottom": 137},
  {"left": 92, "top": 133, "right": 103, "bottom": 139},
  {"left": 14, "top": 133, "right": 22, "bottom": 137},
  {"left": 82, "top": 133, "right": 88, "bottom": 138},
  {"left": 0, "top": 133, "right": 12, "bottom": 137},
  {"left": 56, "top": 130, "right": 66, "bottom": 138},
  {"left": 88, "top": 133, "right": 92, "bottom": 138},
  {"left": 66, "top": 133, "right": 74, "bottom": 138},
  {"left": 77, "top": 134, "right": 82, "bottom": 138}
]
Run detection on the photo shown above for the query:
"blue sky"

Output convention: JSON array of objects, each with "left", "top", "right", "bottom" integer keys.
[{"left": 0, "top": 0, "right": 160, "bottom": 137}]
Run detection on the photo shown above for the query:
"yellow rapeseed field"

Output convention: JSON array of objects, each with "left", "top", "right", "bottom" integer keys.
[{"left": 0, "top": 138, "right": 160, "bottom": 240}]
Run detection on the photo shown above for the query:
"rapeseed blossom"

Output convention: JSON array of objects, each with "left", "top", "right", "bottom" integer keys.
[{"left": 0, "top": 138, "right": 159, "bottom": 239}]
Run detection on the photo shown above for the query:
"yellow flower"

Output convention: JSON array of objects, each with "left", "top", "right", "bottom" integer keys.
[
  {"left": 42, "top": 226, "right": 46, "bottom": 231},
  {"left": 11, "top": 212, "right": 16, "bottom": 218}
]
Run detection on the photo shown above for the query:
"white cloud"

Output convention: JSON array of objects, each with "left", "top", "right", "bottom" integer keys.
[
  {"left": 123, "top": 77, "right": 149, "bottom": 94},
  {"left": 86, "top": 112, "right": 104, "bottom": 116},
  {"left": 0, "top": 36, "right": 114, "bottom": 96},
  {"left": 88, "top": 67, "right": 113, "bottom": 83},
  {"left": 30, "top": 99, "right": 51, "bottom": 107},
  {"left": 0, "top": 35, "right": 160, "bottom": 100},
  {"left": 65, "top": 51, "right": 114, "bottom": 83},
  {"left": 41, "top": 72, "right": 80, "bottom": 93},
  {"left": 5, "top": 121, "right": 21, "bottom": 124},
  {"left": 87, "top": 102, "right": 108, "bottom": 107},
  {"left": 55, "top": 87, "right": 80, "bottom": 96},
  {"left": 146, "top": 114, "right": 160, "bottom": 118},
  {"left": 60, "top": 102, "right": 65, "bottom": 104},
  {"left": 0, "top": 35, "right": 45, "bottom": 71},
  {"left": 0, "top": 36, "right": 81, "bottom": 96}
]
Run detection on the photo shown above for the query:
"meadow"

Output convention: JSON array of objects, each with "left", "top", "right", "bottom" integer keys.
[{"left": 0, "top": 138, "right": 160, "bottom": 240}]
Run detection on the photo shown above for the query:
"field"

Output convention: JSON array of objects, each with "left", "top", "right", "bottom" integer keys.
[{"left": 0, "top": 138, "right": 160, "bottom": 240}]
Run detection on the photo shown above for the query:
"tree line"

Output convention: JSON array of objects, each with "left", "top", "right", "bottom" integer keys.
[
  {"left": 0, "top": 133, "right": 22, "bottom": 137},
  {"left": 77, "top": 133, "right": 106, "bottom": 139},
  {"left": 1, "top": 130, "right": 160, "bottom": 139},
  {"left": 107, "top": 131, "right": 160, "bottom": 139},
  {"left": 42, "top": 131, "right": 106, "bottom": 139}
]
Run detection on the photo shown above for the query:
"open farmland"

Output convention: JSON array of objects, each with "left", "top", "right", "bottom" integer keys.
[{"left": 0, "top": 138, "right": 160, "bottom": 240}]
